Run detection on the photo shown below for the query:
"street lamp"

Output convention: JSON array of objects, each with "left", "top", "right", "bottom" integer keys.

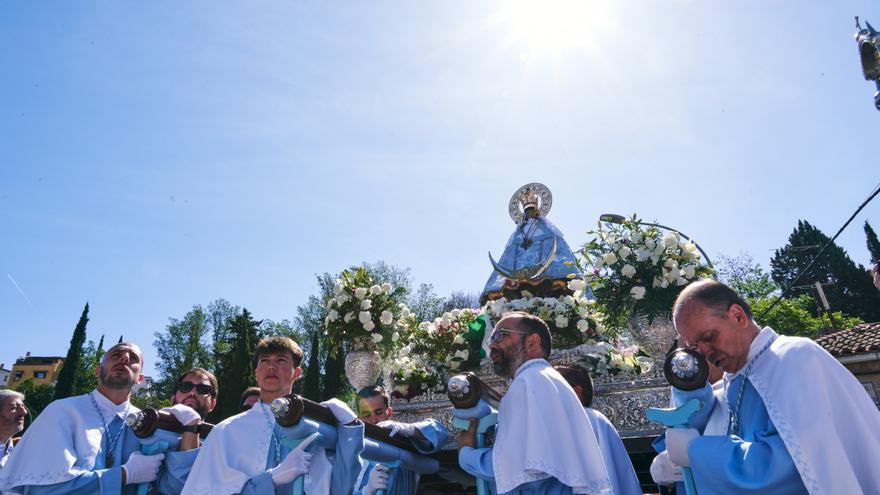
[{"left": 598, "top": 213, "right": 715, "bottom": 269}]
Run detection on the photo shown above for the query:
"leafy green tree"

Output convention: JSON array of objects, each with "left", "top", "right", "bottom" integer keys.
[
  {"left": 770, "top": 220, "right": 880, "bottom": 322},
  {"left": 752, "top": 294, "right": 862, "bottom": 338},
  {"left": 73, "top": 336, "right": 103, "bottom": 395},
  {"left": 53, "top": 303, "right": 89, "bottom": 401},
  {"left": 130, "top": 394, "right": 171, "bottom": 411},
  {"left": 212, "top": 309, "right": 260, "bottom": 422},
  {"left": 865, "top": 221, "right": 880, "bottom": 264},
  {"left": 207, "top": 298, "right": 241, "bottom": 374},
  {"left": 153, "top": 306, "right": 213, "bottom": 398},
  {"left": 17, "top": 379, "right": 55, "bottom": 421},
  {"left": 408, "top": 283, "right": 446, "bottom": 322},
  {"left": 715, "top": 252, "right": 778, "bottom": 300}
]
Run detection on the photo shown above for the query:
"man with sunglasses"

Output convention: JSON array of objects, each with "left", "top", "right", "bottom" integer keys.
[
  {"left": 154, "top": 368, "right": 220, "bottom": 494},
  {"left": 457, "top": 312, "right": 611, "bottom": 494}
]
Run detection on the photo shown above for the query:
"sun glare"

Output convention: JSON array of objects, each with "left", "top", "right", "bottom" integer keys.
[{"left": 498, "top": 0, "right": 611, "bottom": 59}]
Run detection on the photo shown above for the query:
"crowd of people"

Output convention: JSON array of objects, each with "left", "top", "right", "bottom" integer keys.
[{"left": 1, "top": 279, "right": 879, "bottom": 494}]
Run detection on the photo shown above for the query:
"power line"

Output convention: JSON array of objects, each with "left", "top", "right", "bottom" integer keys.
[{"left": 758, "top": 181, "right": 880, "bottom": 321}]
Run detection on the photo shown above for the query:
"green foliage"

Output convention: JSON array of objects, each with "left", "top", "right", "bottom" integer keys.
[
  {"left": 207, "top": 298, "right": 242, "bottom": 372},
  {"left": 130, "top": 394, "right": 171, "bottom": 411},
  {"left": 752, "top": 294, "right": 862, "bottom": 339},
  {"left": 715, "top": 252, "right": 778, "bottom": 300},
  {"left": 865, "top": 221, "right": 880, "bottom": 264},
  {"left": 211, "top": 309, "right": 260, "bottom": 422},
  {"left": 73, "top": 338, "right": 102, "bottom": 395},
  {"left": 153, "top": 305, "right": 214, "bottom": 398},
  {"left": 770, "top": 220, "right": 880, "bottom": 322},
  {"left": 408, "top": 283, "right": 446, "bottom": 323},
  {"left": 54, "top": 303, "right": 89, "bottom": 401},
  {"left": 17, "top": 379, "right": 55, "bottom": 421}
]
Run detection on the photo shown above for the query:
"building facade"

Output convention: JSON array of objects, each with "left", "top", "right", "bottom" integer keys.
[
  {"left": 816, "top": 322, "right": 880, "bottom": 408},
  {"left": 9, "top": 353, "right": 65, "bottom": 388}
]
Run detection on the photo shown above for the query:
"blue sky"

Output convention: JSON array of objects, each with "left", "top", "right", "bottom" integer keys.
[{"left": 2, "top": 1, "right": 879, "bottom": 377}]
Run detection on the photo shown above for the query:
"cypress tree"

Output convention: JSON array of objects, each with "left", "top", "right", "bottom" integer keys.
[
  {"left": 211, "top": 308, "right": 259, "bottom": 422},
  {"left": 54, "top": 303, "right": 89, "bottom": 400},
  {"left": 865, "top": 221, "right": 880, "bottom": 264},
  {"left": 302, "top": 330, "right": 321, "bottom": 401}
]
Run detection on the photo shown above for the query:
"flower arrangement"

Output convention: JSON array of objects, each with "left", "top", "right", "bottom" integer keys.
[
  {"left": 577, "top": 343, "right": 654, "bottom": 379},
  {"left": 386, "top": 353, "right": 442, "bottom": 400},
  {"left": 482, "top": 289, "right": 606, "bottom": 347},
  {"left": 323, "top": 266, "right": 406, "bottom": 356},
  {"left": 578, "top": 215, "right": 713, "bottom": 333},
  {"left": 398, "top": 307, "right": 488, "bottom": 373}
]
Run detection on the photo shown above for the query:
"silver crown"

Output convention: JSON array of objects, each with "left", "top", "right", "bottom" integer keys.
[{"left": 447, "top": 375, "right": 470, "bottom": 399}]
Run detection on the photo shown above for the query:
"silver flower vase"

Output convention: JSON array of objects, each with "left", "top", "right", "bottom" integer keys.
[
  {"left": 344, "top": 339, "right": 382, "bottom": 390},
  {"left": 627, "top": 312, "right": 678, "bottom": 365}
]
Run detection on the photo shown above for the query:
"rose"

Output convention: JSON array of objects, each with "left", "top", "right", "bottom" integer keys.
[
  {"left": 630, "top": 286, "right": 646, "bottom": 300},
  {"left": 602, "top": 252, "right": 618, "bottom": 265},
  {"left": 369, "top": 285, "right": 382, "bottom": 295},
  {"left": 663, "top": 232, "right": 679, "bottom": 248},
  {"left": 354, "top": 288, "right": 368, "bottom": 300},
  {"left": 370, "top": 331, "right": 382, "bottom": 342},
  {"left": 621, "top": 264, "right": 636, "bottom": 278},
  {"left": 363, "top": 320, "right": 376, "bottom": 331},
  {"left": 380, "top": 310, "right": 393, "bottom": 325},
  {"left": 618, "top": 246, "right": 632, "bottom": 259},
  {"left": 333, "top": 282, "right": 344, "bottom": 295},
  {"left": 555, "top": 315, "right": 569, "bottom": 328},
  {"left": 391, "top": 331, "right": 400, "bottom": 342},
  {"left": 358, "top": 311, "right": 372, "bottom": 324},
  {"left": 453, "top": 334, "right": 466, "bottom": 345},
  {"left": 335, "top": 294, "right": 349, "bottom": 305},
  {"left": 576, "top": 319, "right": 591, "bottom": 333},
  {"left": 567, "top": 279, "right": 586, "bottom": 291},
  {"left": 682, "top": 265, "right": 696, "bottom": 279},
  {"left": 361, "top": 299, "right": 372, "bottom": 310},
  {"left": 381, "top": 283, "right": 392, "bottom": 293}
]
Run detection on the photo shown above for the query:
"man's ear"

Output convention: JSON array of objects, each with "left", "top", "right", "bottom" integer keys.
[
  {"left": 729, "top": 304, "right": 748, "bottom": 326},
  {"left": 386, "top": 407, "right": 393, "bottom": 418},
  {"left": 293, "top": 367, "right": 302, "bottom": 381}
]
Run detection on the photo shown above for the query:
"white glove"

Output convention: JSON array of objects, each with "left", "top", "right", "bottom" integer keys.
[
  {"left": 377, "top": 420, "right": 416, "bottom": 438},
  {"left": 650, "top": 451, "right": 683, "bottom": 485},
  {"left": 269, "top": 432, "right": 318, "bottom": 486},
  {"left": 665, "top": 428, "right": 699, "bottom": 467},
  {"left": 122, "top": 451, "right": 166, "bottom": 485},
  {"left": 321, "top": 398, "right": 357, "bottom": 424},
  {"left": 364, "top": 464, "right": 390, "bottom": 495},
  {"left": 162, "top": 404, "right": 201, "bottom": 426}
]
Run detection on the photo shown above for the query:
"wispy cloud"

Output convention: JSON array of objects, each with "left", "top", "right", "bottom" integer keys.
[{"left": 7, "top": 274, "right": 33, "bottom": 307}]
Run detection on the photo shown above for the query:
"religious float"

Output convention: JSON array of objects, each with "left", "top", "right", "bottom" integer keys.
[{"left": 327, "top": 182, "right": 713, "bottom": 492}]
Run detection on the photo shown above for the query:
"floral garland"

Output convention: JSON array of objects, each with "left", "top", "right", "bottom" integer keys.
[
  {"left": 575, "top": 342, "right": 654, "bottom": 379},
  {"left": 323, "top": 266, "right": 405, "bottom": 357},
  {"left": 481, "top": 286, "right": 606, "bottom": 347},
  {"left": 578, "top": 215, "right": 713, "bottom": 333}
]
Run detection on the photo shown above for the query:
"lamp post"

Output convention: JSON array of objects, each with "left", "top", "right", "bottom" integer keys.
[{"left": 598, "top": 213, "right": 715, "bottom": 269}]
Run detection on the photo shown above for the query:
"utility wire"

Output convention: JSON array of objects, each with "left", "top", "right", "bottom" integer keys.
[{"left": 758, "top": 181, "right": 880, "bottom": 321}]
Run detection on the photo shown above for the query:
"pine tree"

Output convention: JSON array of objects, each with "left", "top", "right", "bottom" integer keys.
[
  {"left": 302, "top": 330, "right": 321, "bottom": 401},
  {"left": 211, "top": 308, "right": 260, "bottom": 422},
  {"left": 53, "top": 303, "right": 89, "bottom": 400},
  {"left": 865, "top": 221, "right": 880, "bottom": 264},
  {"left": 771, "top": 220, "right": 880, "bottom": 322}
]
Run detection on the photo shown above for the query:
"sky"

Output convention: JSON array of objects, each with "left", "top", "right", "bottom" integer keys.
[{"left": 2, "top": 1, "right": 879, "bottom": 377}]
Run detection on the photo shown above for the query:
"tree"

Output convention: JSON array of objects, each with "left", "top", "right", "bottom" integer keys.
[
  {"left": 73, "top": 336, "right": 103, "bottom": 396},
  {"left": 865, "top": 221, "right": 880, "bottom": 264},
  {"left": 408, "top": 283, "right": 446, "bottom": 322},
  {"left": 770, "top": 220, "right": 880, "bottom": 322},
  {"left": 207, "top": 298, "right": 241, "bottom": 374},
  {"left": 53, "top": 303, "right": 89, "bottom": 401},
  {"left": 752, "top": 294, "right": 862, "bottom": 339},
  {"left": 153, "top": 306, "right": 213, "bottom": 398},
  {"left": 715, "top": 252, "right": 778, "bottom": 300},
  {"left": 442, "top": 291, "right": 481, "bottom": 312},
  {"left": 17, "top": 379, "right": 55, "bottom": 422},
  {"left": 211, "top": 309, "right": 260, "bottom": 422}
]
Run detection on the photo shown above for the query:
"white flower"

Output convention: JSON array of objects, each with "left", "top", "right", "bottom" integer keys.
[
  {"left": 609, "top": 352, "right": 624, "bottom": 369},
  {"left": 327, "top": 309, "right": 339, "bottom": 322},
  {"left": 682, "top": 265, "right": 696, "bottom": 279},
  {"left": 325, "top": 298, "right": 335, "bottom": 309},
  {"left": 449, "top": 308, "right": 460, "bottom": 318},
  {"left": 592, "top": 257, "right": 605, "bottom": 270},
  {"left": 369, "top": 285, "right": 382, "bottom": 295},
  {"left": 621, "top": 264, "right": 636, "bottom": 278},
  {"left": 441, "top": 312, "right": 452, "bottom": 326},
  {"left": 418, "top": 322, "right": 430, "bottom": 331},
  {"left": 578, "top": 306, "right": 591, "bottom": 318},
  {"left": 336, "top": 294, "right": 349, "bottom": 305},
  {"left": 427, "top": 324, "right": 437, "bottom": 336},
  {"left": 400, "top": 307, "right": 411, "bottom": 320},
  {"left": 676, "top": 277, "right": 688, "bottom": 286},
  {"left": 629, "top": 231, "right": 643, "bottom": 243},
  {"left": 391, "top": 331, "right": 400, "bottom": 342},
  {"left": 576, "top": 319, "right": 591, "bottom": 333},
  {"left": 663, "top": 232, "right": 680, "bottom": 248},
  {"left": 333, "top": 282, "right": 345, "bottom": 295},
  {"left": 453, "top": 334, "right": 466, "bottom": 345},
  {"left": 344, "top": 312, "right": 354, "bottom": 323},
  {"left": 562, "top": 295, "right": 576, "bottom": 306},
  {"left": 454, "top": 349, "right": 469, "bottom": 360},
  {"left": 380, "top": 310, "right": 394, "bottom": 325},
  {"left": 354, "top": 288, "right": 368, "bottom": 300},
  {"left": 358, "top": 311, "right": 372, "bottom": 324},
  {"left": 660, "top": 278, "right": 669, "bottom": 288},
  {"left": 369, "top": 330, "right": 381, "bottom": 341},
  {"left": 567, "top": 279, "right": 586, "bottom": 292},
  {"left": 636, "top": 248, "right": 651, "bottom": 262},
  {"left": 555, "top": 315, "right": 569, "bottom": 328},
  {"left": 630, "top": 286, "right": 646, "bottom": 300},
  {"left": 381, "top": 282, "right": 392, "bottom": 293},
  {"left": 399, "top": 345, "right": 411, "bottom": 356},
  {"left": 363, "top": 320, "right": 376, "bottom": 331},
  {"left": 361, "top": 299, "right": 372, "bottom": 310},
  {"left": 602, "top": 252, "right": 618, "bottom": 265},
  {"left": 644, "top": 238, "right": 656, "bottom": 250},
  {"left": 618, "top": 246, "right": 632, "bottom": 259}
]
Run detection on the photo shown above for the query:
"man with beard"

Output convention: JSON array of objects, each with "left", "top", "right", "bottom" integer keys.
[
  {"left": 0, "top": 342, "right": 185, "bottom": 494},
  {"left": 0, "top": 390, "right": 27, "bottom": 469},
  {"left": 457, "top": 312, "right": 611, "bottom": 494},
  {"left": 182, "top": 336, "right": 365, "bottom": 495},
  {"left": 159, "top": 368, "right": 220, "bottom": 494},
  {"left": 353, "top": 385, "right": 448, "bottom": 495}
]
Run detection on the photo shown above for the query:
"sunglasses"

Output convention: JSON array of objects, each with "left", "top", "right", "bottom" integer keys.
[
  {"left": 178, "top": 381, "right": 215, "bottom": 396},
  {"left": 489, "top": 327, "right": 531, "bottom": 344}
]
